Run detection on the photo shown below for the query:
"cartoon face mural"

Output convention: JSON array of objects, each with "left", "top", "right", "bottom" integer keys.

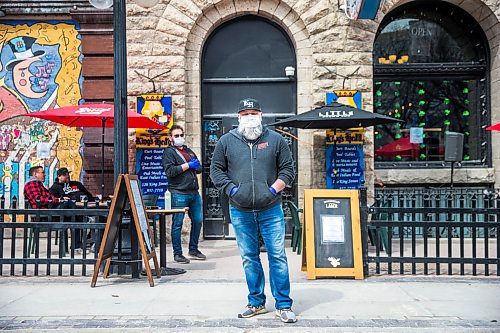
[{"left": 0, "top": 21, "right": 84, "bottom": 208}]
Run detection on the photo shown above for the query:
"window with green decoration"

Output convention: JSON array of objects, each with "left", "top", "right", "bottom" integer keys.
[{"left": 372, "top": 1, "right": 489, "bottom": 168}]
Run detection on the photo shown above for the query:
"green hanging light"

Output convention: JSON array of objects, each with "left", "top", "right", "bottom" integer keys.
[
  {"left": 444, "top": 109, "right": 451, "bottom": 116},
  {"left": 463, "top": 110, "right": 470, "bottom": 116},
  {"left": 396, "top": 155, "right": 402, "bottom": 161},
  {"left": 444, "top": 98, "right": 450, "bottom": 105},
  {"left": 418, "top": 110, "right": 426, "bottom": 117},
  {"left": 376, "top": 90, "right": 382, "bottom": 96},
  {"left": 418, "top": 89, "right": 425, "bottom": 95},
  {"left": 419, "top": 100, "right": 426, "bottom": 106},
  {"left": 444, "top": 119, "right": 451, "bottom": 126}
]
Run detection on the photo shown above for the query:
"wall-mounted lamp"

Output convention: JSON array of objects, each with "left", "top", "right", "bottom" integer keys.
[{"left": 285, "top": 66, "right": 295, "bottom": 78}]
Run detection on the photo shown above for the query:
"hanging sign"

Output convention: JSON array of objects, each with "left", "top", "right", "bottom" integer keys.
[
  {"left": 136, "top": 94, "right": 173, "bottom": 148},
  {"left": 326, "top": 128, "right": 364, "bottom": 189},
  {"left": 135, "top": 94, "right": 172, "bottom": 207},
  {"left": 325, "top": 91, "right": 365, "bottom": 189}
]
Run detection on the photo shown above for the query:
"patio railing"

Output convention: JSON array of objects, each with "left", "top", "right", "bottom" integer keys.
[
  {"left": 363, "top": 187, "right": 500, "bottom": 276},
  {"left": 0, "top": 197, "right": 109, "bottom": 276}
]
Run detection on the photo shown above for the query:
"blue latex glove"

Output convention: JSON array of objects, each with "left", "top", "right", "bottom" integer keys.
[
  {"left": 229, "top": 186, "right": 238, "bottom": 197},
  {"left": 269, "top": 186, "right": 277, "bottom": 196},
  {"left": 188, "top": 158, "right": 200, "bottom": 169}
]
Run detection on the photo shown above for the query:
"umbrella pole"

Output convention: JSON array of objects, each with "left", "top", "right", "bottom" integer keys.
[{"left": 101, "top": 118, "right": 105, "bottom": 198}]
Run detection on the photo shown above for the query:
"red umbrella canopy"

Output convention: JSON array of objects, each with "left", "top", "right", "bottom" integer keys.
[
  {"left": 25, "top": 103, "right": 165, "bottom": 129},
  {"left": 486, "top": 123, "right": 500, "bottom": 131},
  {"left": 375, "top": 136, "right": 420, "bottom": 158}
]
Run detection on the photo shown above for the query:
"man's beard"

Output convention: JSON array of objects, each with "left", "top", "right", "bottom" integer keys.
[{"left": 238, "top": 124, "right": 263, "bottom": 141}]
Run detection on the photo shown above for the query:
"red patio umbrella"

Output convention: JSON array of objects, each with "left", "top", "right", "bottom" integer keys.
[
  {"left": 375, "top": 136, "right": 420, "bottom": 159},
  {"left": 26, "top": 103, "right": 166, "bottom": 196},
  {"left": 486, "top": 123, "right": 500, "bottom": 131}
]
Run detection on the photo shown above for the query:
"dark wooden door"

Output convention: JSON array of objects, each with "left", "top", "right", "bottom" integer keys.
[{"left": 201, "top": 15, "right": 298, "bottom": 239}]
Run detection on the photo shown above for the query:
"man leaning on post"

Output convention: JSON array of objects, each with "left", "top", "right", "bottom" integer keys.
[{"left": 210, "top": 98, "right": 297, "bottom": 323}]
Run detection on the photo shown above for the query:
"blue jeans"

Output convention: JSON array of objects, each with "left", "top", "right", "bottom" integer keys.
[
  {"left": 229, "top": 203, "right": 293, "bottom": 310},
  {"left": 171, "top": 192, "right": 203, "bottom": 256}
]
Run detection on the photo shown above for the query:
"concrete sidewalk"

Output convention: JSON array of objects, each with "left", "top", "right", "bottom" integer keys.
[{"left": 1, "top": 240, "right": 500, "bottom": 332}]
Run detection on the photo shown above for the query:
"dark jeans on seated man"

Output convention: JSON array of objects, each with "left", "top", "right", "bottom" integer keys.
[{"left": 56, "top": 200, "right": 83, "bottom": 250}]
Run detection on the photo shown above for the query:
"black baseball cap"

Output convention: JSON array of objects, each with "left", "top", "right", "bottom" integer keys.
[
  {"left": 238, "top": 98, "right": 261, "bottom": 113},
  {"left": 57, "top": 167, "right": 70, "bottom": 177}
]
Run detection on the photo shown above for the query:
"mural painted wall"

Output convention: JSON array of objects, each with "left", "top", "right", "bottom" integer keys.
[{"left": 0, "top": 21, "right": 83, "bottom": 207}]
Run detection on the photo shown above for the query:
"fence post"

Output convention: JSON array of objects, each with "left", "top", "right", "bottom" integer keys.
[{"left": 360, "top": 185, "right": 369, "bottom": 277}]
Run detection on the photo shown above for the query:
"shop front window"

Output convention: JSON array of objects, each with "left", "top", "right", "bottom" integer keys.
[{"left": 373, "top": 2, "right": 489, "bottom": 168}]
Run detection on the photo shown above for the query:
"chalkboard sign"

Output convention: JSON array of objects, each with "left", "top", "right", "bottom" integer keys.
[
  {"left": 326, "top": 144, "right": 364, "bottom": 189},
  {"left": 304, "top": 189, "right": 363, "bottom": 279},
  {"left": 91, "top": 174, "right": 160, "bottom": 288},
  {"left": 129, "top": 178, "right": 153, "bottom": 253}
]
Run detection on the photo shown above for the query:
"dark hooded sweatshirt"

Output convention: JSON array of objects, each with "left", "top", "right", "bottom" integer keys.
[
  {"left": 210, "top": 127, "right": 295, "bottom": 212},
  {"left": 162, "top": 145, "right": 202, "bottom": 194}
]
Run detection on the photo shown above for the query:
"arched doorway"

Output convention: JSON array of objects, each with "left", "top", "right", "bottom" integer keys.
[
  {"left": 201, "top": 15, "right": 297, "bottom": 239},
  {"left": 373, "top": 1, "right": 490, "bottom": 170}
]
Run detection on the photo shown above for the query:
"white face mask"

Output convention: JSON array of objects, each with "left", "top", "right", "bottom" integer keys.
[
  {"left": 238, "top": 114, "right": 262, "bottom": 127},
  {"left": 173, "top": 136, "right": 185, "bottom": 147}
]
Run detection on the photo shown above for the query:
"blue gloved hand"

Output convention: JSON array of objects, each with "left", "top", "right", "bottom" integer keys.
[
  {"left": 229, "top": 186, "right": 238, "bottom": 197},
  {"left": 188, "top": 158, "right": 201, "bottom": 169},
  {"left": 269, "top": 186, "right": 277, "bottom": 196}
]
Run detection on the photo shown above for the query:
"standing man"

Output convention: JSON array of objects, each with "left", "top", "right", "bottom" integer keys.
[
  {"left": 162, "top": 124, "right": 206, "bottom": 264},
  {"left": 210, "top": 98, "right": 297, "bottom": 323}
]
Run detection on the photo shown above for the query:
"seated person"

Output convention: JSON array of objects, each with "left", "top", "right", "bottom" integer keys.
[
  {"left": 24, "top": 166, "right": 68, "bottom": 209},
  {"left": 24, "top": 166, "right": 82, "bottom": 251},
  {"left": 49, "top": 167, "right": 94, "bottom": 202},
  {"left": 50, "top": 167, "right": 98, "bottom": 251}
]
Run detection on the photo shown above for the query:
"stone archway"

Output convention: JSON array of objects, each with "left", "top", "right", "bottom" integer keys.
[{"left": 184, "top": 0, "right": 314, "bottom": 198}]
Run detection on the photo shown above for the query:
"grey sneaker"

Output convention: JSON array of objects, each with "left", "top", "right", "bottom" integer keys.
[
  {"left": 276, "top": 308, "right": 297, "bottom": 323},
  {"left": 188, "top": 250, "right": 206, "bottom": 260},
  {"left": 174, "top": 254, "right": 190, "bottom": 264},
  {"left": 238, "top": 305, "right": 267, "bottom": 318}
]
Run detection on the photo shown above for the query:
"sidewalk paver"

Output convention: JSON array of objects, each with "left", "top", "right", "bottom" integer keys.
[{"left": 0, "top": 240, "right": 499, "bottom": 331}]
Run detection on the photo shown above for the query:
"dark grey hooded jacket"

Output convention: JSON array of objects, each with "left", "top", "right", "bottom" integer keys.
[{"left": 210, "top": 127, "right": 295, "bottom": 212}]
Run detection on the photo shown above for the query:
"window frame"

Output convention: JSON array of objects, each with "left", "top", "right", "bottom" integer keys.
[{"left": 373, "top": 2, "right": 491, "bottom": 169}]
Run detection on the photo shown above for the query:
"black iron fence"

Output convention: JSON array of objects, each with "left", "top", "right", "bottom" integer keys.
[
  {"left": 363, "top": 187, "right": 500, "bottom": 276},
  {"left": 0, "top": 198, "right": 109, "bottom": 276}
]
